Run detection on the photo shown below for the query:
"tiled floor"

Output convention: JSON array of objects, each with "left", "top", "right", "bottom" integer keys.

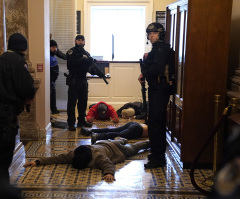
[{"left": 11, "top": 112, "right": 212, "bottom": 198}]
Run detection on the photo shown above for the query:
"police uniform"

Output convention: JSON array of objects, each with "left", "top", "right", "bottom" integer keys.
[
  {"left": 50, "top": 49, "right": 59, "bottom": 114},
  {"left": 66, "top": 36, "right": 92, "bottom": 130},
  {"left": 0, "top": 33, "right": 35, "bottom": 197},
  {"left": 141, "top": 23, "right": 173, "bottom": 168},
  {"left": 50, "top": 40, "right": 66, "bottom": 114}
]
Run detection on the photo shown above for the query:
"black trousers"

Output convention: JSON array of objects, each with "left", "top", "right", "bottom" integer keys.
[
  {"left": 67, "top": 77, "right": 88, "bottom": 127},
  {"left": 147, "top": 83, "right": 170, "bottom": 161},
  {"left": 50, "top": 81, "right": 57, "bottom": 112},
  {"left": 93, "top": 122, "right": 143, "bottom": 140},
  {"left": 0, "top": 116, "right": 18, "bottom": 198}
]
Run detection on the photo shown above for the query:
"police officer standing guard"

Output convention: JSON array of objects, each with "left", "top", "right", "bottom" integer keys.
[
  {"left": 66, "top": 35, "right": 93, "bottom": 131},
  {"left": 138, "top": 23, "right": 174, "bottom": 168},
  {"left": 0, "top": 33, "right": 36, "bottom": 198}
]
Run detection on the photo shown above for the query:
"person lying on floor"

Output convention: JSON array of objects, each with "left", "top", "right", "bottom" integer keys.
[
  {"left": 23, "top": 138, "right": 150, "bottom": 183},
  {"left": 116, "top": 101, "right": 149, "bottom": 120},
  {"left": 80, "top": 122, "right": 148, "bottom": 144},
  {"left": 86, "top": 101, "right": 119, "bottom": 123}
]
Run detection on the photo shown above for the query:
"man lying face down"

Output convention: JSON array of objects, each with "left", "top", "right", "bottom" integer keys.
[
  {"left": 23, "top": 139, "right": 150, "bottom": 182},
  {"left": 86, "top": 101, "right": 119, "bottom": 123}
]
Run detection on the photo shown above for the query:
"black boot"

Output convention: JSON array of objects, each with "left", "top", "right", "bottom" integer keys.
[
  {"left": 52, "top": 109, "right": 60, "bottom": 114},
  {"left": 77, "top": 120, "right": 92, "bottom": 128},
  {"left": 81, "top": 127, "right": 92, "bottom": 136},
  {"left": 144, "top": 157, "right": 166, "bottom": 169},
  {"left": 68, "top": 126, "right": 76, "bottom": 131}
]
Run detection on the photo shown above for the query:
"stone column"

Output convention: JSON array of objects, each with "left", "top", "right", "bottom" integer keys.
[
  {"left": 4, "top": 0, "right": 41, "bottom": 141},
  {"left": 0, "top": 0, "right": 6, "bottom": 54}
]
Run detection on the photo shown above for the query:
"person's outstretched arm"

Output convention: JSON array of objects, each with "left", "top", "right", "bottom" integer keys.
[
  {"left": 23, "top": 161, "right": 37, "bottom": 167},
  {"left": 86, "top": 105, "right": 98, "bottom": 122},
  {"left": 108, "top": 105, "right": 119, "bottom": 123},
  {"left": 103, "top": 174, "right": 116, "bottom": 182},
  {"left": 93, "top": 152, "right": 116, "bottom": 182},
  {"left": 23, "top": 151, "right": 74, "bottom": 167}
]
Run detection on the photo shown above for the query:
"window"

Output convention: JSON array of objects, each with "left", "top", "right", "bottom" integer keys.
[
  {"left": 84, "top": 0, "right": 153, "bottom": 61},
  {"left": 91, "top": 6, "right": 145, "bottom": 61}
]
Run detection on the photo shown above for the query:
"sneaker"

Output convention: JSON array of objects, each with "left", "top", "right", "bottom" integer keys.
[
  {"left": 77, "top": 121, "right": 93, "bottom": 128},
  {"left": 68, "top": 126, "right": 76, "bottom": 131},
  {"left": 91, "top": 132, "right": 99, "bottom": 144},
  {"left": 52, "top": 109, "right": 60, "bottom": 114},
  {"left": 114, "top": 137, "right": 128, "bottom": 144},
  {"left": 147, "top": 153, "right": 153, "bottom": 160},
  {"left": 144, "top": 159, "right": 166, "bottom": 169},
  {"left": 81, "top": 127, "right": 92, "bottom": 136},
  {"left": 144, "top": 140, "right": 151, "bottom": 149}
]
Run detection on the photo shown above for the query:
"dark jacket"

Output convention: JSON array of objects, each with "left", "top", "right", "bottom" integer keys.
[
  {"left": 142, "top": 41, "right": 171, "bottom": 82},
  {"left": 116, "top": 102, "right": 144, "bottom": 117},
  {"left": 66, "top": 44, "right": 92, "bottom": 75},
  {"left": 0, "top": 51, "right": 35, "bottom": 114},
  {"left": 50, "top": 53, "right": 59, "bottom": 82}
]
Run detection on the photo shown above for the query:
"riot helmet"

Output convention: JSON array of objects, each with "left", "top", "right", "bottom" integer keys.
[{"left": 146, "top": 22, "right": 165, "bottom": 41}]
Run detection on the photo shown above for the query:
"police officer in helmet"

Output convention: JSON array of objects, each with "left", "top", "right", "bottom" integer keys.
[
  {"left": 0, "top": 33, "right": 35, "bottom": 198},
  {"left": 138, "top": 23, "right": 173, "bottom": 168},
  {"left": 66, "top": 35, "right": 93, "bottom": 131}
]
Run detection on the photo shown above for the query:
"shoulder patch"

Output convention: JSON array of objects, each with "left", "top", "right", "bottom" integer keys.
[
  {"left": 24, "top": 63, "right": 28, "bottom": 69},
  {"left": 67, "top": 50, "right": 73, "bottom": 55}
]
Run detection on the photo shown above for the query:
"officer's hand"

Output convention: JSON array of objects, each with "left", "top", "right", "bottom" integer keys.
[
  {"left": 25, "top": 99, "right": 32, "bottom": 105},
  {"left": 23, "top": 161, "right": 37, "bottom": 168},
  {"left": 89, "top": 117, "right": 94, "bottom": 123},
  {"left": 143, "top": 53, "right": 148, "bottom": 60},
  {"left": 103, "top": 174, "right": 116, "bottom": 182},
  {"left": 112, "top": 116, "right": 119, "bottom": 123},
  {"left": 138, "top": 73, "right": 145, "bottom": 84}
]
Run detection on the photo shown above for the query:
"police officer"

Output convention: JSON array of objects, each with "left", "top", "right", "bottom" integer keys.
[
  {"left": 66, "top": 35, "right": 93, "bottom": 131},
  {"left": 138, "top": 23, "right": 173, "bottom": 168},
  {"left": 50, "top": 40, "right": 66, "bottom": 114},
  {"left": 0, "top": 33, "right": 35, "bottom": 198}
]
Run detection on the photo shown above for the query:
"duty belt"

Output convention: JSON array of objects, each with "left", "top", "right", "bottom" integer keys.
[{"left": 148, "top": 76, "right": 166, "bottom": 86}]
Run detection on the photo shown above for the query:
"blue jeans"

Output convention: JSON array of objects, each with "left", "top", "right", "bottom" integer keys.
[{"left": 111, "top": 140, "right": 149, "bottom": 157}]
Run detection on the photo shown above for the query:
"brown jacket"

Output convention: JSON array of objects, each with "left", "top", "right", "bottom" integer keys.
[{"left": 37, "top": 140, "right": 125, "bottom": 176}]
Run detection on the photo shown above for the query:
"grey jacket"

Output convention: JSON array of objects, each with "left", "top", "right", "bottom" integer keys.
[{"left": 37, "top": 140, "right": 125, "bottom": 176}]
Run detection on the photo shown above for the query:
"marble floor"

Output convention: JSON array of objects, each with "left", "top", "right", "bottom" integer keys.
[{"left": 11, "top": 112, "right": 212, "bottom": 199}]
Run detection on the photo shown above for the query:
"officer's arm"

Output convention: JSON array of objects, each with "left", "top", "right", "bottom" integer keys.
[
  {"left": 13, "top": 61, "right": 35, "bottom": 100},
  {"left": 66, "top": 50, "right": 89, "bottom": 72},
  {"left": 56, "top": 49, "right": 67, "bottom": 60}
]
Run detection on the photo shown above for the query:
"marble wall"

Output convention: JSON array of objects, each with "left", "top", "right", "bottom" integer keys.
[{"left": 5, "top": 0, "right": 29, "bottom": 58}]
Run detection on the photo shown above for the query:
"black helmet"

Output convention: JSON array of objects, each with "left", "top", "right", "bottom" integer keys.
[
  {"left": 8, "top": 33, "right": 28, "bottom": 51},
  {"left": 146, "top": 22, "right": 165, "bottom": 41},
  {"left": 50, "top": 40, "right": 58, "bottom": 47},
  {"left": 75, "top": 35, "right": 85, "bottom": 41}
]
